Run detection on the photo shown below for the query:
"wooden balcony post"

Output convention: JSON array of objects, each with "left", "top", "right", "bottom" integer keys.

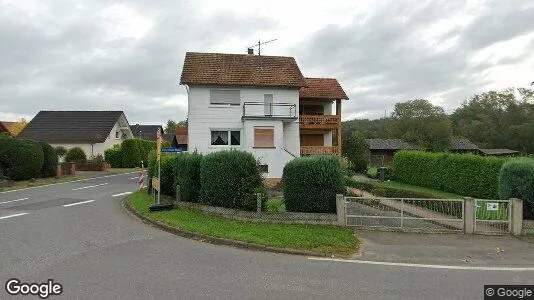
[{"left": 336, "top": 99, "right": 342, "bottom": 155}]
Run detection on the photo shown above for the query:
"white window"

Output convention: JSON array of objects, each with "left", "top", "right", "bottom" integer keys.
[
  {"left": 210, "top": 89, "right": 240, "bottom": 105},
  {"left": 211, "top": 130, "right": 240, "bottom": 146}
]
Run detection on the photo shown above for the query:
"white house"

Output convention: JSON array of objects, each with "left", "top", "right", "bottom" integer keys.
[
  {"left": 179, "top": 52, "right": 348, "bottom": 179},
  {"left": 18, "top": 111, "right": 134, "bottom": 158}
]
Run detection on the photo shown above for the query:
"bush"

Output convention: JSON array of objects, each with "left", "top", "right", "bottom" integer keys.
[
  {"left": 104, "top": 147, "right": 122, "bottom": 168},
  {"left": 393, "top": 151, "right": 506, "bottom": 199},
  {"left": 499, "top": 158, "right": 534, "bottom": 219},
  {"left": 38, "top": 141, "right": 57, "bottom": 177},
  {"left": 121, "top": 139, "right": 142, "bottom": 168},
  {"left": 147, "top": 150, "right": 175, "bottom": 197},
  {"left": 342, "top": 133, "right": 367, "bottom": 173},
  {"left": 200, "top": 150, "right": 264, "bottom": 211},
  {"left": 0, "top": 138, "right": 44, "bottom": 180},
  {"left": 173, "top": 152, "right": 202, "bottom": 203},
  {"left": 65, "top": 147, "right": 87, "bottom": 162},
  {"left": 283, "top": 156, "right": 345, "bottom": 213},
  {"left": 54, "top": 146, "right": 67, "bottom": 158}
]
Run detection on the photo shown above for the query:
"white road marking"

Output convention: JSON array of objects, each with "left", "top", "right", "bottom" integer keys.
[
  {"left": 0, "top": 212, "right": 29, "bottom": 220},
  {"left": 307, "top": 257, "right": 534, "bottom": 271},
  {"left": 62, "top": 200, "right": 95, "bottom": 207},
  {"left": 72, "top": 183, "right": 108, "bottom": 191},
  {"left": 130, "top": 177, "right": 138, "bottom": 180},
  {"left": 0, "top": 171, "right": 143, "bottom": 194},
  {"left": 0, "top": 197, "right": 29, "bottom": 205},
  {"left": 112, "top": 192, "right": 132, "bottom": 197}
]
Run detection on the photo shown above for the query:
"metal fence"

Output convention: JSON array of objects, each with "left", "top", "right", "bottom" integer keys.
[
  {"left": 474, "top": 199, "right": 511, "bottom": 234},
  {"left": 345, "top": 197, "right": 464, "bottom": 232}
]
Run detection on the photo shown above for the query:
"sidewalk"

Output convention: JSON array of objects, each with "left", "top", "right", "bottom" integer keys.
[{"left": 354, "top": 231, "right": 534, "bottom": 266}]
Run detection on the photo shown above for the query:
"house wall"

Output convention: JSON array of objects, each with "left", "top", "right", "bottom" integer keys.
[
  {"left": 187, "top": 86, "right": 300, "bottom": 178},
  {"left": 51, "top": 115, "right": 133, "bottom": 159}
]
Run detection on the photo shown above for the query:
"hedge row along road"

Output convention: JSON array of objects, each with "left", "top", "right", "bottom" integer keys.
[{"left": 1, "top": 172, "right": 533, "bottom": 299}]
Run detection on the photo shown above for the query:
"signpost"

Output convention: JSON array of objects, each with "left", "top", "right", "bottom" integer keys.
[{"left": 149, "top": 128, "right": 173, "bottom": 212}]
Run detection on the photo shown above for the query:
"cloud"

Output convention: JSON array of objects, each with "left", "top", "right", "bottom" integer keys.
[{"left": 0, "top": 0, "right": 533, "bottom": 123}]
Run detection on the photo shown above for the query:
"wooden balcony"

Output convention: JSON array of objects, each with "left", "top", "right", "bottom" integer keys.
[
  {"left": 299, "top": 114, "right": 341, "bottom": 129},
  {"left": 300, "top": 146, "right": 340, "bottom": 156}
]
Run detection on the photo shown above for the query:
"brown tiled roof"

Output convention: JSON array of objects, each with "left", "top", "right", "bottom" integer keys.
[
  {"left": 0, "top": 121, "right": 15, "bottom": 134},
  {"left": 179, "top": 52, "right": 307, "bottom": 88},
  {"left": 299, "top": 78, "right": 349, "bottom": 100},
  {"left": 449, "top": 138, "right": 479, "bottom": 150},
  {"left": 365, "top": 139, "right": 416, "bottom": 150},
  {"left": 479, "top": 148, "right": 519, "bottom": 156}
]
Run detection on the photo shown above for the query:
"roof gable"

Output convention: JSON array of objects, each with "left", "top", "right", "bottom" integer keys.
[
  {"left": 180, "top": 52, "right": 307, "bottom": 88},
  {"left": 299, "top": 78, "right": 349, "bottom": 100},
  {"left": 18, "top": 111, "right": 125, "bottom": 143}
]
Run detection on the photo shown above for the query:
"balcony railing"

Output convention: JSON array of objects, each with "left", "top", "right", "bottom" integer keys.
[
  {"left": 300, "top": 146, "right": 340, "bottom": 156},
  {"left": 242, "top": 102, "right": 297, "bottom": 119},
  {"left": 299, "top": 114, "right": 341, "bottom": 129}
]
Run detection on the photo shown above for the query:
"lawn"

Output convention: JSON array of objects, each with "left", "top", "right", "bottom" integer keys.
[
  {"left": 377, "top": 181, "right": 463, "bottom": 199},
  {"left": 127, "top": 191, "right": 358, "bottom": 257}
]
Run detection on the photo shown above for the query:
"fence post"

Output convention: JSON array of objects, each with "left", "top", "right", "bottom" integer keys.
[
  {"left": 510, "top": 198, "right": 523, "bottom": 236},
  {"left": 336, "top": 194, "right": 346, "bottom": 226},
  {"left": 463, "top": 197, "right": 474, "bottom": 234},
  {"left": 256, "top": 193, "right": 262, "bottom": 212},
  {"left": 176, "top": 185, "right": 181, "bottom": 203}
]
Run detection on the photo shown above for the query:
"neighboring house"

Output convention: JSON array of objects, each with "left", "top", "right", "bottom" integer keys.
[
  {"left": 0, "top": 121, "right": 14, "bottom": 136},
  {"left": 365, "top": 138, "right": 417, "bottom": 166},
  {"left": 448, "top": 137, "right": 479, "bottom": 153},
  {"left": 130, "top": 124, "right": 164, "bottom": 140},
  {"left": 18, "top": 111, "right": 134, "bottom": 158},
  {"left": 174, "top": 126, "right": 188, "bottom": 151},
  {"left": 179, "top": 52, "right": 348, "bottom": 178}
]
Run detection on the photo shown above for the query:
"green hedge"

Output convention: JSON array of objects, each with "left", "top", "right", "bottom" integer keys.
[
  {"left": 121, "top": 139, "right": 142, "bottom": 168},
  {"left": 200, "top": 150, "right": 264, "bottom": 211},
  {"left": 38, "top": 141, "right": 57, "bottom": 178},
  {"left": 65, "top": 147, "right": 87, "bottom": 162},
  {"left": 173, "top": 152, "right": 202, "bottom": 203},
  {"left": 393, "top": 151, "right": 506, "bottom": 199},
  {"left": 104, "top": 147, "right": 122, "bottom": 168},
  {"left": 499, "top": 158, "right": 534, "bottom": 219},
  {"left": 0, "top": 138, "right": 44, "bottom": 180},
  {"left": 283, "top": 156, "right": 345, "bottom": 213},
  {"left": 147, "top": 150, "right": 175, "bottom": 197}
]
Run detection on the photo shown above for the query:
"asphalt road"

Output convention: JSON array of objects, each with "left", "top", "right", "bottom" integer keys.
[{"left": 1, "top": 172, "right": 533, "bottom": 300}]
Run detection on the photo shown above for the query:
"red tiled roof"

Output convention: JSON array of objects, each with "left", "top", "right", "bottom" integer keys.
[
  {"left": 0, "top": 121, "right": 15, "bottom": 133},
  {"left": 180, "top": 52, "right": 307, "bottom": 88},
  {"left": 299, "top": 78, "right": 349, "bottom": 100}
]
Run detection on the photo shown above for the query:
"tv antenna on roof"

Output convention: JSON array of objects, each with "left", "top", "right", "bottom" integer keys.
[{"left": 248, "top": 38, "right": 277, "bottom": 56}]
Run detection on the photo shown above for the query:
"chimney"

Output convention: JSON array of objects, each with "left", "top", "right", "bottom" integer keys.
[{"left": 247, "top": 47, "right": 254, "bottom": 55}]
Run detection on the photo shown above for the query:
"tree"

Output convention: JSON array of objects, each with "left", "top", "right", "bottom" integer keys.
[
  {"left": 165, "top": 119, "right": 188, "bottom": 133},
  {"left": 451, "top": 88, "right": 534, "bottom": 153},
  {"left": 10, "top": 118, "right": 28, "bottom": 136},
  {"left": 342, "top": 133, "right": 367, "bottom": 173},
  {"left": 390, "top": 99, "right": 452, "bottom": 151}
]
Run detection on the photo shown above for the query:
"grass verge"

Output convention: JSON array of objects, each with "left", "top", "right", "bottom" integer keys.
[{"left": 127, "top": 191, "right": 358, "bottom": 257}]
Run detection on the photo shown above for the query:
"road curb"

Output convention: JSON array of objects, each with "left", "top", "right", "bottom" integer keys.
[{"left": 121, "top": 197, "right": 333, "bottom": 258}]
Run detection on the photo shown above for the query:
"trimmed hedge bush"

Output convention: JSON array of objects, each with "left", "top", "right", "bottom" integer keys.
[
  {"left": 54, "top": 146, "right": 67, "bottom": 158},
  {"left": 173, "top": 152, "right": 202, "bottom": 203},
  {"left": 0, "top": 138, "right": 44, "bottom": 180},
  {"left": 499, "top": 158, "right": 534, "bottom": 219},
  {"left": 39, "top": 141, "right": 57, "bottom": 178},
  {"left": 147, "top": 150, "right": 175, "bottom": 197},
  {"left": 200, "top": 150, "right": 264, "bottom": 211},
  {"left": 104, "top": 147, "right": 122, "bottom": 168},
  {"left": 65, "top": 147, "right": 87, "bottom": 162},
  {"left": 121, "top": 139, "right": 142, "bottom": 168},
  {"left": 282, "top": 155, "right": 345, "bottom": 213},
  {"left": 394, "top": 151, "right": 506, "bottom": 199}
]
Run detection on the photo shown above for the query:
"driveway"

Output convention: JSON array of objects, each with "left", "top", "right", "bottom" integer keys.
[{"left": 1, "top": 172, "right": 533, "bottom": 299}]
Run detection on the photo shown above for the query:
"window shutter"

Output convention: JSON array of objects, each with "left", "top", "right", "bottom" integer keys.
[{"left": 254, "top": 127, "right": 274, "bottom": 148}]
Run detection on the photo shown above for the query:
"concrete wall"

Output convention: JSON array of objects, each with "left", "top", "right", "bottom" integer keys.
[{"left": 187, "top": 86, "right": 300, "bottom": 178}]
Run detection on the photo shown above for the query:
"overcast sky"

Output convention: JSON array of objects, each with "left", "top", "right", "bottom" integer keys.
[{"left": 1, "top": 0, "right": 533, "bottom": 125}]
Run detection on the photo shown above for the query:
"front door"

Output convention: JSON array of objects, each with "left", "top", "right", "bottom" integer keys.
[{"left": 264, "top": 94, "right": 273, "bottom": 116}]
